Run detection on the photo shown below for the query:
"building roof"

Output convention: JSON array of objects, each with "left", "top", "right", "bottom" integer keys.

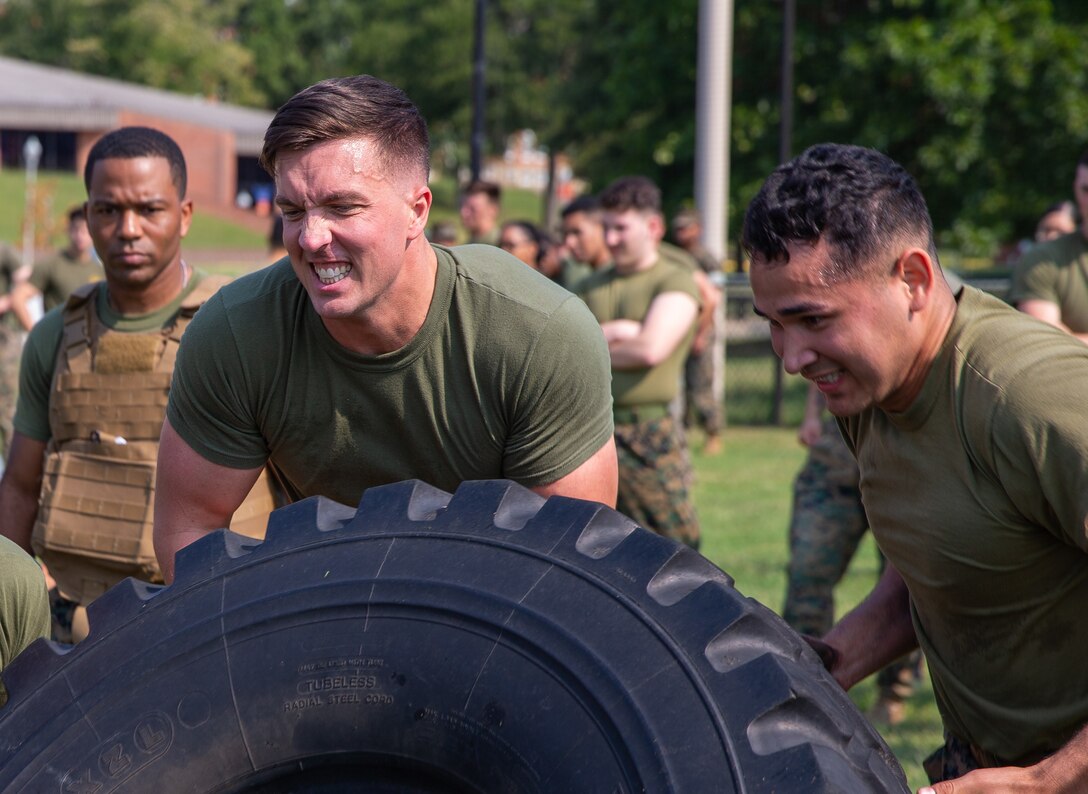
[{"left": 0, "top": 56, "right": 273, "bottom": 155}]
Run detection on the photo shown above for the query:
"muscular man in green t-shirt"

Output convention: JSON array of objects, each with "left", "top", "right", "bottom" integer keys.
[
  {"left": 11, "top": 205, "right": 101, "bottom": 330},
  {"left": 154, "top": 75, "right": 617, "bottom": 583},
  {"left": 576, "top": 176, "right": 700, "bottom": 548},
  {"left": 746, "top": 143, "right": 1088, "bottom": 791},
  {"left": 1009, "top": 151, "right": 1088, "bottom": 341}
]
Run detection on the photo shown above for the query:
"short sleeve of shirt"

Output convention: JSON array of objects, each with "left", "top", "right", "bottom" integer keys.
[
  {"left": 1007, "top": 236, "right": 1085, "bottom": 306},
  {"left": 0, "top": 536, "right": 50, "bottom": 673},
  {"left": 500, "top": 294, "right": 614, "bottom": 485},
  {"left": 12, "top": 308, "right": 65, "bottom": 442},
  {"left": 166, "top": 290, "right": 270, "bottom": 469},
  {"left": 28, "top": 256, "right": 56, "bottom": 292},
  {"left": 987, "top": 343, "right": 1088, "bottom": 552},
  {"left": 1009, "top": 256, "right": 1061, "bottom": 305}
]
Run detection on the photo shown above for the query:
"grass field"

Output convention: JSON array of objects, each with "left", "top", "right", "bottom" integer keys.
[
  {"left": 691, "top": 426, "right": 942, "bottom": 791},
  {"left": 0, "top": 171, "right": 265, "bottom": 252}
]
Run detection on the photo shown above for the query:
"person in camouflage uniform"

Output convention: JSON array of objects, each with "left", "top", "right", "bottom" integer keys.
[
  {"left": 671, "top": 209, "right": 726, "bottom": 454},
  {"left": 0, "top": 242, "right": 27, "bottom": 461},
  {"left": 784, "top": 383, "right": 920, "bottom": 724},
  {"left": 576, "top": 176, "right": 701, "bottom": 548},
  {"left": 612, "top": 414, "right": 699, "bottom": 548}
]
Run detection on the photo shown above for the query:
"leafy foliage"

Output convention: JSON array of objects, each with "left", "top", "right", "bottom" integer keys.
[{"left": 2, "top": 0, "right": 1087, "bottom": 252}]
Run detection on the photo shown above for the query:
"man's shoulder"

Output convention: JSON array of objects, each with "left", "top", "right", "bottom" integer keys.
[
  {"left": 211, "top": 258, "right": 299, "bottom": 308},
  {"left": 446, "top": 244, "right": 575, "bottom": 316},
  {"left": 954, "top": 286, "right": 1088, "bottom": 390},
  {"left": 1015, "top": 232, "right": 1086, "bottom": 271}
]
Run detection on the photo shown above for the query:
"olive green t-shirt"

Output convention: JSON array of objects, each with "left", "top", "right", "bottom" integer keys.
[
  {"left": 842, "top": 286, "right": 1088, "bottom": 762},
  {"left": 1008, "top": 231, "right": 1088, "bottom": 332},
  {"left": 166, "top": 245, "right": 613, "bottom": 505},
  {"left": 14, "top": 274, "right": 209, "bottom": 442},
  {"left": 29, "top": 250, "right": 102, "bottom": 311},
  {"left": 576, "top": 257, "right": 699, "bottom": 407},
  {"left": 0, "top": 535, "right": 50, "bottom": 674}
]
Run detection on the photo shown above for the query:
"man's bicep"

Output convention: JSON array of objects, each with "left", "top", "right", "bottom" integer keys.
[
  {"left": 530, "top": 437, "right": 617, "bottom": 507},
  {"left": 154, "top": 418, "right": 263, "bottom": 583},
  {"left": 642, "top": 292, "right": 699, "bottom": 349}
]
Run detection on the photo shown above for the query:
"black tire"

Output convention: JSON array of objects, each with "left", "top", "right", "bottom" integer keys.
[{"left": 0, "top": 480, "right": 908, "bottom": 793}]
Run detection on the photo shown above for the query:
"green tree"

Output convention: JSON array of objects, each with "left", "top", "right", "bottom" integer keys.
[
  {"left": 731, "top": 0, "right": 1088, "bottom": 256},
  {"left": 0, "top": 0, "right": 264, "bottom": 104}
]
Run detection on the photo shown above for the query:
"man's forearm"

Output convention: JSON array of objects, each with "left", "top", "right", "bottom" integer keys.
[
  {"left": 820, "top": 563, "right": 917, "bottom": 690},
  {"left": 154, "top": 525, "right": 215, "bottom": 584},
  {"left": 0, "top": 475, "right": 41, "bottom": 554},
  {"left": 922, "top": 723, "right": 1088, "bottom": 793}
]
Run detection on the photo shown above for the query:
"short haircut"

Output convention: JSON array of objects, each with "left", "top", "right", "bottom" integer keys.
[
  {"left": 260, "top": 75, "right": 430, "bottom": 182},
  {"left": 67, "top": 205, "right": 87, "bottom": 224},
  {"left": 462, "top": 179, "right": 501, "bottom": 204},
  {"left": 84, "top": 126, "right": 187, "bottom": 198},
  {"left": 742, "top": 143, "right": 937, "bottom": 281},
  {"left": 672, "top": 207, "right": 701, "bottom": 229},
  {"left": 1077, "top": 149, "right": 1088, "bottom": 170},
  {"left": 598, "top": 176, "right": 662, "bottom": 214},
  {"left": 561, "top": 194, "right": 601, "bottom": 219},
  {"left": 501, "top": 219, "right": 542, "bottom": 245}
]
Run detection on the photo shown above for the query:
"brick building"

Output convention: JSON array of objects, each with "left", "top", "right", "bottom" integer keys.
[{"left": 0, "top": 56, "right": 273, "bottom": 214}]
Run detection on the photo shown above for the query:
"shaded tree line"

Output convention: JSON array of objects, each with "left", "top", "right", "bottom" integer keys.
[{"left": 2, "top": 0, "right": 1086, "bottom": 255}]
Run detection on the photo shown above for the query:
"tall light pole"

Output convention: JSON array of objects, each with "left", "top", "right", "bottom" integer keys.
[
  {"left": 771, "top": 0, "right": 796, "bottom": 426},
  {"left": 22, "top": 134, "right": 43, "bottom": 267},
  {"left": 470, "top": 0, "right": 487, "bottom": 181},
  {"left": 694, "top": 0, "right": 734, "bottom": 264}
]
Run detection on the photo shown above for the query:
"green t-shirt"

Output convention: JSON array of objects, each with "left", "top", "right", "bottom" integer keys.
[
  {"left": 166, "top": 245, "right": 613, "bottom": 505},
  {"left": 558, "top": 258, "right": 593, "bottom": 293},
  {"left": 0, "top": 535, "right": 50, "bottom": 674},
  {"left": 576, "top": 257, "right": 699, "bottom": 407},
  {"left": 14, "top": 274, "right": 210, "bottom": 442},
  {"left": 1008, "top": 231, "right": 1088, "bottom": 332},
  {"left": 842, "top": 286, "right": 1088, "bottom": 762},
  {"left": 29, "top": 250, "right": 103, "bottom": 311}
]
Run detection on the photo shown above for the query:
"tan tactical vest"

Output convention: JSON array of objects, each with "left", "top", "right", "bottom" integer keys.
[{"left": 31, "top": 276, "right": 278, "bottom": 605}]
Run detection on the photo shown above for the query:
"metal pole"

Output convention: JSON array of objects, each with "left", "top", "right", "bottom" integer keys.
[
  {"left": 695, "top": 0, "right": 734, "bottom": 428},
  {"left": 470, "top": 0, "right": 487, "bottom": 181},
  {"left": 771, "top": 0, "right": 795, "bottom": 425},
  {"left": 22, "top": 135, "right": 43, "bottom": 268},
  {"left": 694, "top": 0, "right": 733, "bottom": 264}
]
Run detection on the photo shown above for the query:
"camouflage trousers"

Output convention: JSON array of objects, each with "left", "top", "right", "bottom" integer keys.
[
  {"left": 614, "top": 412, "right": 700, "bottom": 550},
  {"left": 782, "top": 419, "right": 867, "bottom": 636},
  {"left": 923, "top": 731, "right": 1017, "bottom": 783},
  {"left": 782, "top": 417, "right": 920, "bottom": 698},
  {"left": 682, "top": 306, "right": 725, "bottom": 436},
  {"left": 0, "top": 323, "right": 23, "bottom": 459}
]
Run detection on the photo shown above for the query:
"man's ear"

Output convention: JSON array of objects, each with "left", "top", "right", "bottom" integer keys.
[
  {"left": 897, "top": 248, "right": 936, "bottom": 312},
  {"left": 647, "top": 212, "right": 665, "bottom": 241},
  {"left": 406, "top": 185, "right": 432, "bottom": 241}
]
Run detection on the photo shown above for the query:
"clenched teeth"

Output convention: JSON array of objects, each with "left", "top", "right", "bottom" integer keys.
[{"left": 315, "top": 264, "right": 352, "bottom": 285}]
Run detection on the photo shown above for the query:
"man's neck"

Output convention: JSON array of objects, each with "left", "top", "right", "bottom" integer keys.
[
  {"left": 880, "top": 288, "right": 958, "bottom": 414},
  {"left": 613, "top": 251, "right": 657, "bottom": 275},
  {"left": 106, "top": 260, "right": 190, "bottom": 316}
]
